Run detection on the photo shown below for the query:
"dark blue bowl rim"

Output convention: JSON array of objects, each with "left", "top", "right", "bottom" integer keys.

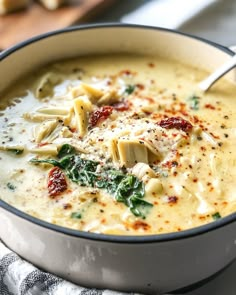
[{"left": 0, "top": 23, "right": 235, "bottom": 244}]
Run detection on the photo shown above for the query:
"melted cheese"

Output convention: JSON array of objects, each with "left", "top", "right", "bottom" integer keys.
[{"left": 0, "top": 54, "right": 235, "bottom": 235}]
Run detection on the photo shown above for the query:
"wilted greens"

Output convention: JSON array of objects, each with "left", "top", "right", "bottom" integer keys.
[{"left": 31, "top": 144, "right": 152, "bottom": 218}]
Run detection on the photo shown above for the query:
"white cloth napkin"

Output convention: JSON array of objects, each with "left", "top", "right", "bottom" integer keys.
[{"left": 0, "top": 241, "right": 140, "bottom": 295}]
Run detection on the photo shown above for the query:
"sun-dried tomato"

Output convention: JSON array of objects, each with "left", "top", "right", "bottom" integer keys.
[
  {"left": 89, "top": 106, "right": 113, "bottom": 127},
  {"left": 48, "top": 167, "right": 67, "bottom": 197},
  {"left": 112, "top": 100, "right": 130, "bottom": 111},
  {"left": 158, "top": 116, "right": 193, "bottom": 132}
]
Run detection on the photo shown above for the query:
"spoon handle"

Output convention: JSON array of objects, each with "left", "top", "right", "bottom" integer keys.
[{"left": 199, "top": 54, "right": 236, "bottom": 92}]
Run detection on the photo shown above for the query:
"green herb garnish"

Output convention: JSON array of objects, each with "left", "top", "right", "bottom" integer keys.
[
  {"left": 71, "top": 212, "right": 82, "bottom": 219},
  {"left": 31, "top": 144, "right": 152, "bottom": 218},
  {"left": 7, "top": 182, "right": 16, "bottom": 191},
  {"left": 8, "top": 149, "right": 24, "bottom": 155},
  {"left": 125, "top": 85, "right": 135, "bottom": 95},
  {"left": 188, "top": 95, "right": 200, "bottom": 110},
  {"left": 212, "top": 212, "right": 221, "bottom": 220}
]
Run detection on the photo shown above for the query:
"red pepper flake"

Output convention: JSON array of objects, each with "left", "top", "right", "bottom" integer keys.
[
  {"left": 193, "top": 115, "right": 200, "bottom": 123},
  {"left": 199, "top": 216, "right": 206, "bottom": 220},
  {"left": 143, "top": 96, "right": 155, "bottom": 103},
  {"left": 101, "top": 218, "right": 106, "bottom": 224},
  {"left": 209, "top": 132, "right": 220, "bottom": 139},
  {"left": 193, "top": 178, "right": 198, "bottom": 183},
  {"left": 148, "top": 62, "right": 155, "bottom": 68},
  {"left": 37, "top": 142, "right": 49, "bottom": 147},
  {"left": 158, "top": 117, "right": 193, "bottom": 132},
  {"left": 132, "top": 220, "right": 151, "bottom": 231},
  {"left": 119, "top": 69, "right": 136, "bottom": 76},
  {"left": 48, "top": 167, "right": 67, "bottom": 197},
  {"left": 136, "top": 83, "right": 145, "bottom": 90},
  {"left": 63, "top": 203, "right": 72, "bottom": 209},
  {"left": 205, "top": 104, "right": 215, "bottom": 110},
  {"left": 69, "top": 127, "right": 77, "bottom": 133},
  {"left": 100, "top": 201, "right": 107, "bottom": 207},
  {"left": 168, "top": 196, "right": 178, "bottom": 204},
  {"left": 112, "top": 100, "right": 130, "bottom": 111},
  {"left": 89, "top": 106, "right": 113, "bottom": 127},
  {"left": 162, "top": 161, "right": 172, "bottom": 168}
]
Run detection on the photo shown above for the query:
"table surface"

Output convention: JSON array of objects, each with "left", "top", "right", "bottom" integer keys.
[{"left": 93, "top": 1, "right": 236, "bottom": 294}]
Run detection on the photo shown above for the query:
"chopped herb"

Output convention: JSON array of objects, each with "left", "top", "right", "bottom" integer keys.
[
  {"left": 125, "top": 85, "right": 135, "bottom": 95},
  {"left": 31, "top": 144, "right": 153, "bottom": 219},
  {"left": 212, "top": 212, "right": 221, "bottom": 220},
  {"left": 7, "top": 182, "right": 16, "bottom": 191},
  {"left": 8, "top": 149, "right": 24, "bottom": 155},
  {"left": 71, "top": 212, "right": 82, "bottom": 219},
  {"left": 188, "top": 95, "right": 200, "bottom": 110}
]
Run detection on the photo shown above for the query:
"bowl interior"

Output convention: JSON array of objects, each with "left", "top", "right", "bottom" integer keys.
[{"left": 0, "top": 24, "right": 235, "bottom": 93}]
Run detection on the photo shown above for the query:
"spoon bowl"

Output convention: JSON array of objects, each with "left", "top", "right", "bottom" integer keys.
[{"left": 199, "top": 54, "right": 236, "bottom": 92}]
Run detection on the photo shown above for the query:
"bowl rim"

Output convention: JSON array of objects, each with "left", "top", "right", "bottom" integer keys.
[{"left": 0, "top": 23, "right": 235, "bottom": 244}]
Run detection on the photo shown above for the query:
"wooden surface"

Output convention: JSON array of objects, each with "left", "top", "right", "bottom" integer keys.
[{"left": 0, "top": 0, "right": 115, "bottom": 50}]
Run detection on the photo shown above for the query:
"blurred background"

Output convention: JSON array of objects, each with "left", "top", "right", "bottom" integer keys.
[
  {"left": 96, "top": 0, "right": 236, "bottom": 46},
  {"left": 0, "top": 0, "right": 235, "bottom": 50}
]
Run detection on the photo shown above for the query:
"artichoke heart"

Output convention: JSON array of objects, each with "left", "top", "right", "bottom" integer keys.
[
  {"left": 111, "top": 138, "right": 161, "bottom": 168},
  {"left": 131, "top": 162, "right": 156, "bottom": 180},
  {"left": 97, "top": 89, "right": 120, "bottom": 106},
  {"left": 33, "top": 120, "right": 58, "bottom": 143},
  {"left": 109, "top": 138, "right": 120, "bottom": 162},
  {"left": 71, "top": 83, "right": 120, "bottom": 106},
  {"left": 117, "top": 139, "right": 148, "bottom": 168},
  {"left": 73, "top": 96, "right": 92, "bottom": 136},
  {"left": 35, "top": 72, "right": 62, "bottom": 98},
  {"left": 29, "top": 144, "right": 58, "bottom": 156},
  {"left": 0, "top": 145, "right": 25, "bottom": 153},
  {"left": 71, "top": 83, "right": 104, "bottom": 103},
  {"left": 23, "top": 107, "right": 72, "bottom": 125}
]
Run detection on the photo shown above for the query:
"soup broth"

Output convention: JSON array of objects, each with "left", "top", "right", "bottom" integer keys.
[{"left": 0, "top": 54, "right": 235, "bottom": 235}]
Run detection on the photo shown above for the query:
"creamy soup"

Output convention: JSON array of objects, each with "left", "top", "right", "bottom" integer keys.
[{"left": 0, "top": 54, "right": 235, "bottom": 235}]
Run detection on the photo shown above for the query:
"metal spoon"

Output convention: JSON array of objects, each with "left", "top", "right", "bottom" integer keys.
[{"left": 199, "top": 54, "right": 236, "bottom": 92}]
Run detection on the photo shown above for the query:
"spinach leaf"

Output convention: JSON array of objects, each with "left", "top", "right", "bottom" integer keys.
[
  {"left": 188, "top": 95, "right": 200, "bottom": 110},
  {"left": 58, "top": 144, "right": 76, "bottom": 158},
  {"left": 31, "top": 144, "right": 152, "bottom": 218},
  {"left": 30, "top": 158, "right": 61, "bottom": 167}
]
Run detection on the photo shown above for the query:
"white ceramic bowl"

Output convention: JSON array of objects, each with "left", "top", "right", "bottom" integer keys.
[{"left": 0, "top": 24, "right": 236, "bottom": 294}]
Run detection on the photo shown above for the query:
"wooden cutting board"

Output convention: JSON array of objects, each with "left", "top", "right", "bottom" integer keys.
[{"left": 0, "top": 0, "right": 116, "bottom": 50}]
